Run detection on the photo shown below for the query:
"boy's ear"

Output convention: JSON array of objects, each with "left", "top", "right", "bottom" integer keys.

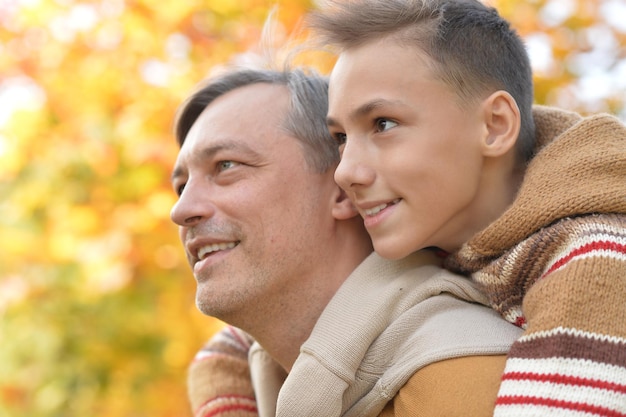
[
  {"left": 481, "top": 90, "right": 520, "bottom": 157},
  {"left": 332, "top": 187, "right": 360, "bottom": 220}
]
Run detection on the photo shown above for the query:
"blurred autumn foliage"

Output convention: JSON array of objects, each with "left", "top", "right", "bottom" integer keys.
[{"left": 0, "top": 0, "right": 624, "bottom": 416}]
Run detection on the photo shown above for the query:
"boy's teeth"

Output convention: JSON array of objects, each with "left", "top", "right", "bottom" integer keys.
[
  {"left": 365, "top": 203, "right": 388, "bottom": 216},
  {"left": 364, "top": 199, "right": 400, "bottom": 216},
  {"left": 198, "top": 242, "right": 236, "bottom": 259}
]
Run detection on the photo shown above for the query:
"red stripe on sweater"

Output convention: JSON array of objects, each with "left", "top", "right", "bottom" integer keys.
[
  {"left": 201, "top": 403, "right": 258, "bottom": 417},
  {"left": 196, "top": 395, "right": 257, "bottom": 417},
  {"left": 513, "top": 316, "right": 527, "bottom": 328},
  {"left": 502, "top": 371, "right": 626, "bottom": 394},
  {"left": 227, "top": 326, "right": 251, "bottom": 351},
  {"left": 542, "top": 240, "right": 626, "bottom": 279},
  {"left": 497, "top": 396, "right": 626, "bottom": 417}
]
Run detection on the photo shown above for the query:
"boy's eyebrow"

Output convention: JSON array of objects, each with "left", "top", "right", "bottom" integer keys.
[{"left": 327, "top": 98, "right": 403, "bottom": 127}]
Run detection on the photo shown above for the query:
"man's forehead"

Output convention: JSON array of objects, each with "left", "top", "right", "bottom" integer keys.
[
  {"left": 192, "top": 84, "right": 289, "bottom": 133},
  {"left": 203, "top": 82, "right": 290, "bottom": 115}
]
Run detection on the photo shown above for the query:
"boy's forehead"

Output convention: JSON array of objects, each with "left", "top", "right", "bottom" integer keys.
[
  {"left": 330, "top": 39, "right": 432, "bottom": 85},
  {"left": 328, "top": 40, "right": 433, "bottom": 100}
]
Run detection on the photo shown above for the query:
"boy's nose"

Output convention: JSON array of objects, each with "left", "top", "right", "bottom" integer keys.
[{"left": 334, "top": 141, "right": 376, "bottom": 191}]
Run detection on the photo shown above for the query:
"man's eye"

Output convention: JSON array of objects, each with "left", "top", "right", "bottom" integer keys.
[
  {"left": 217, "top": 160, "right": 238, "bottom": 171},
  {"left": 375, "top": 118, "right": 398, "bottom": 132}
]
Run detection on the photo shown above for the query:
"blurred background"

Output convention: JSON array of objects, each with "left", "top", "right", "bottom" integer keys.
[{"left": 0, "top": 0, "right": 624, "bottom": 416}]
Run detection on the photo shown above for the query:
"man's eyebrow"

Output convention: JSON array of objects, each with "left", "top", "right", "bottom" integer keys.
[
  {"left": 327, "top": 98, "right": 403, "bottom": 127},
  {"left": 170, "top": 140, "right": 259, "bottom": 182},
  {"left": 171, "top": 166, "right": 184, "bottom": 182}
]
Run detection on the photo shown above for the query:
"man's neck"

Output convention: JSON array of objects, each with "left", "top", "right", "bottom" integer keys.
[
  {"left": 229, "top": 221, "right": 373, "bottom": 372},
  {"left": 235, "top": 280, "right": 340, "bottom": 372}
]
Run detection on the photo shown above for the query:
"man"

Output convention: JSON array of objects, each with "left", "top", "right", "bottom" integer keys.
[{"left": 170, "top": 67, "right": 522, "bottom": 417}]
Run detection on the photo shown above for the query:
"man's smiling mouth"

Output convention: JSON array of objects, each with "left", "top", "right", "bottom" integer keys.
[{"left": 197, "top": 242, "right": 238, "bottom": 260}]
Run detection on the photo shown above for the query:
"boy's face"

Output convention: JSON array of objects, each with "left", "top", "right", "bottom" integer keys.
[{"left": 328, "top": 38, "right": 490, "bottom": 257}]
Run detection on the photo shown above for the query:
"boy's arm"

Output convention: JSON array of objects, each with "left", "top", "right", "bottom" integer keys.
[
  {"left": 380, "top": 355, "right": 508, "bottom": 417},
  {"left": 187, "top": 326, "right": 259, "bottom": 417},
  {"left": 494, "top": 223, "right": 626, "bottom": 416}
]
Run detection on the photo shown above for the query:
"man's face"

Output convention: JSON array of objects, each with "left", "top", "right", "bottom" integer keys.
[
  {"left": 171, "top": 83, "right": 337, "bottom": 322},
  {"left": 328, "top": 38, "right": 488, "bottom": 257}
]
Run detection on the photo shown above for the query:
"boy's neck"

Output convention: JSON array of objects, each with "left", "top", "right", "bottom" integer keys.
[{"left": 460, "top": 156, "right": 526, "bottom": 249}]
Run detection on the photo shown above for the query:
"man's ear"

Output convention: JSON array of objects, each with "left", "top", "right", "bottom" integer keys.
[
  {"left": 481, "top": 90, "right": 520, "bottom": 157},
  {"left": 332, "top": 187, "right": 360, "bottom": 220}
]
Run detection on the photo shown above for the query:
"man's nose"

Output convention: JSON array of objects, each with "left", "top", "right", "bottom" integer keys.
[{"left": 170, "top": 180, "right": 216, "bottom": 227}]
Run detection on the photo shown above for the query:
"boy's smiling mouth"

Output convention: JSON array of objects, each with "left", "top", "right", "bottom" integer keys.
[{"left": 363, "top": 198, "right": 401, "bottom": 217}]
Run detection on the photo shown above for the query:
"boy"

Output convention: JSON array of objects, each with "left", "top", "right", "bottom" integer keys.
[{"left": 311, "top": 0, "right": 626, "bottom": 415}]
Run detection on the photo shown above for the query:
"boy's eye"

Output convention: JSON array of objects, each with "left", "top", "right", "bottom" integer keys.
[
  {"left": 375, "top": 118, "right": 398, "bottom": 132},
  {"left": 175, "top": 183, "right": 186, "bottom": 197},
  {"left": 332, "top": 132, "right": 347, "bottom": 146}
]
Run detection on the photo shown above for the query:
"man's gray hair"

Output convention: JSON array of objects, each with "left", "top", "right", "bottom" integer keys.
[{"left": 174, "top": 68, "right": 338, "bottom": 173}]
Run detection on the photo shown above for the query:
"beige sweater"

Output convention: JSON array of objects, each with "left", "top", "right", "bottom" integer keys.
[{"left": 189, "top": 251, "right": 522, "bottom": 417}]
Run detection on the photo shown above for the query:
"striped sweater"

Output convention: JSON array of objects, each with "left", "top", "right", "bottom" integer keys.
[
  {"left": 187, "top": 326, "right": 259, "bottom": 417},
  {"left": 445, "top": 106, "right": 626, "bottom": 416}
]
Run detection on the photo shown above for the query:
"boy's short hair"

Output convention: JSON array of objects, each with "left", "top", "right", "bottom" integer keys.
[{"left": 309, "top": 0, "right": 536, "bottom": 162}]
